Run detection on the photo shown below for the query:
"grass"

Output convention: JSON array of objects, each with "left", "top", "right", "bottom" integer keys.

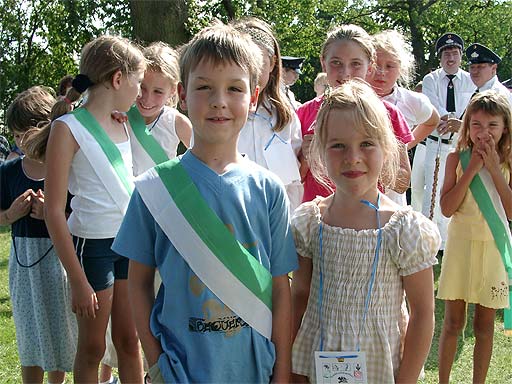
[{"left": 1, "top": 226, "right": 512, "bottom": 382}]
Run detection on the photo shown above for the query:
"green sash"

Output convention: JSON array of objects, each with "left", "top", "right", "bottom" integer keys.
[
  {"left": 135, "top": 157, "right": 273, "bottom": 339},
  {"left": 126, "top": 105, "right": 169, "bottom": 165},
  {"left": 460, "top": 150, "right": 512, "bottom": 333},
  {"left": 72, "top": 107, "right": 133, "bottom": 196}
]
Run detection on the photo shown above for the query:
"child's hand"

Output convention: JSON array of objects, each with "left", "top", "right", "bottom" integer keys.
[
  {"left": 467, "top": 147, "right": 484, "bottom": 174},
  {"left": 477, "top": 135, "right": 501, "bottom": 175},
  {"left": 71, "top": 279, "right": 99, "bottom": 319},
  {"left": 30, "top": 189, "right": 45, "bottom": 220},
  {"left": 111, "top": 110, "right": 128, "bottom": 124},
  {"left": 7, "top": 189, "right": 35, "bottom": 222}
]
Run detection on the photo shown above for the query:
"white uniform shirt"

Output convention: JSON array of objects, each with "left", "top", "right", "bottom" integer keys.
[
  {"left": 382, "top": 86, "right": 434, "bottom": 128},
  {"left": 477, "top": 76, "right": 512, "bottom": 105},
  {"left": 422, "top": 67, "right": 475, "bottom": 138}
]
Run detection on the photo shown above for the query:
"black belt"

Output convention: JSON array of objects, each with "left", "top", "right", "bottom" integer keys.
[{"left": 427, "top": 135, "right": 451, "bottom": 144}]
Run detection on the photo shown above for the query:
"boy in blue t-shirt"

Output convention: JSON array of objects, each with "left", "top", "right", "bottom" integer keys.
[{"left": 112, "top": 23, "right": 298, "bottom": 383}]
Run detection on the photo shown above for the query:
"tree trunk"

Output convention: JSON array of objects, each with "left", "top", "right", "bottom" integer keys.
[{"left": 129, "top": 0, "right": 190, "bottom": 46}]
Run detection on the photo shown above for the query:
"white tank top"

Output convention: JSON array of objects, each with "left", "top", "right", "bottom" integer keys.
[
  {"left": 59, "top": 114, "right": 134, "bottom": 238},
  {"left": 130, "top": 105, "right": 180, "bottom": 176}
]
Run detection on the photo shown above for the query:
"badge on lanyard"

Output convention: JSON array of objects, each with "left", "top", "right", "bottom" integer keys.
[{"left": 314, "top": 351, "right": 367, "bottom": 383}]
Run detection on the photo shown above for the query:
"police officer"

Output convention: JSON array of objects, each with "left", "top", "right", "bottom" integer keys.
[
  {"left": 466, "top": 43, "right": 512, "bottom": 105},
  {"left": 281, "top": 56, "right": 304, "bottom": 110},
  {"left": 413, "top": 33, "right": 474, "bottom": 249}
]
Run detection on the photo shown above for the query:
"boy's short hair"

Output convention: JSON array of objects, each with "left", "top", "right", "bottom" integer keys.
[{"left": 179, "top": 22, "right": 262, "bottom": 93}]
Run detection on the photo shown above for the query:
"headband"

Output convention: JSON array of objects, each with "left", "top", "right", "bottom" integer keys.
[
  {"left": 241, "top": 27, "right": 275, "bottom": 56},
  {"left": 72, "top": 74, "right": 95, "bottom": 94}
]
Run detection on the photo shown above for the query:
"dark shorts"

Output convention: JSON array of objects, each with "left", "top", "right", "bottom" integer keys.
[{"left": 73, "top": 236, "right": 128, "bottom": 292}]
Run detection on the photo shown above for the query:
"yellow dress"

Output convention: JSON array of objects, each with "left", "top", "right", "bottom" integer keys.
[{"left": 437, "top": 162, "right": 510, "bottom": 309}]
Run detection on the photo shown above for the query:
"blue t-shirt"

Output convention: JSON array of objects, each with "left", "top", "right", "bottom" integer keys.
[{"left": 113, "top": 151, "right": 298, "bottom": 383}]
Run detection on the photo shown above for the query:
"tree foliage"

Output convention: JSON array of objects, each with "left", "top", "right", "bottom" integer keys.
[
  {"left": 0, "top": 0, "right": 131, "bottom": 132},
  {"left": 1, "top": 0, "right": 511, "bottom": 134}
]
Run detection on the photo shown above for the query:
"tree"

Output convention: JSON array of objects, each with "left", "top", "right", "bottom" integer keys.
[
  {"left": 129, "top": 0, "right": 190, "bottom": 46},
  {"left": 0, "top": 0, "right": 131, "bottom": 133}
]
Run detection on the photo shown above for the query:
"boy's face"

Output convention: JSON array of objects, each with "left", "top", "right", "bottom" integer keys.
[{"left": 180, "top": 59, "right": 258, "bottom": 147}]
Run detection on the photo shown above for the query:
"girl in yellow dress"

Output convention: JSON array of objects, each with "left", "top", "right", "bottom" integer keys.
[{"left": 437, "top": 90, "right": 512, "bottom": 384}]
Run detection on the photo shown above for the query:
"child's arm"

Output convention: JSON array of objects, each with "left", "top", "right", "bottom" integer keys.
[
  {"left": 271, "top": 274, "right": 292, "bottom": 383},
  {"left": 44, "top": 121, "right": 98, "bottom": 318},
  {"left": 0, "top": 189, "right": 34, "bottom": 225},
  {"left": 440, "top": 151, "right": 482, "bottom": 217},
  {"left": 478, "top": 136, "right": 512, "bottom": 218},
  {"left": 392, "top": 145, "right": 411, "bottom": 194},
  {"left": 291, "top": 255, "right": 312, "bottom": 343},
  {"left": 175, "top": 112, "right": 192, "bottom": 148},
  {"left": 395, "top": 267, "right": 435, "bottom": 383},
  {"left": 407, "top": 109, "right": 440, "bottom": 150},
  {"left": 128, "top": 260, "right": 162, "bottom": 368}
]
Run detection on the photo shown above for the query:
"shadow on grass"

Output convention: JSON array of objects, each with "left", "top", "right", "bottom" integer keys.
[{"left": 425, "top": 257, "right": 476, "bottom": 373}]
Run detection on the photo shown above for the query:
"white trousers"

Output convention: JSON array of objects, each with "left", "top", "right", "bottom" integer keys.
[{"left": 410, "top": 139, "right": 452, "bottom": 249}]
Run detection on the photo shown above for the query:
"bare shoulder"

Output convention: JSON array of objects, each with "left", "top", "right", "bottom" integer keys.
[{"left": 175, "top": 111, "right": 192, "bottom": 129}]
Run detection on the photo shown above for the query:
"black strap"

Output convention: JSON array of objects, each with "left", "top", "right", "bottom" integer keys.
[{"left": 12, "top": 235, "right": 54, "bottom": 268}]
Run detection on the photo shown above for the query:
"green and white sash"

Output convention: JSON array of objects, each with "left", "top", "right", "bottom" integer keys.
[
  {"left": 460, "top": 150, "right": 512, "bottom": 331},
  {"left": 126, "top": 106, "right": 169, "bottom": 173},
  {"left": 61, "top": 108, "right": 134, "bottom": 214},
  {"left": 135, "top": 157, "right": 273, "bottom": 339}
]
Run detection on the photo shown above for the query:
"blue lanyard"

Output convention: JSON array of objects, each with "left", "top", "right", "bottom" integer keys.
[{"left": 317, "top": 194, "right": 382, "bottom": 352}]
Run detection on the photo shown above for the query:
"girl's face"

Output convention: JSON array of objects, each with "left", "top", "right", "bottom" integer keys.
[
  {"left": 118, "top": 69, "right": 144, "bottom": 112},
  {"left": 368, "top": 49, "right": 400, "bottom": 97},
  {"left": 258, "top": 47, "right": 276, "bottom": 91},
  {"left": 323, "top": 109, "right": 384, "bottom": 199},
  {"left": 321, "top": 40, "right": 372, "bottom": 88},
  {"left": 469, "top": 109, "right": 505, "bottom": 150},
  {"left": 137, "top": 71, "right": 175, "bottom": 124}
]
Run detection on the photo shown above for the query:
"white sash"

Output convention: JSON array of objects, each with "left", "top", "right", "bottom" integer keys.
[
  {"left": 59, "top": 113, "right": 133, "bottom": 215},
  {"left": 135, "top": 168, "right": 273, "bottom": 339}
]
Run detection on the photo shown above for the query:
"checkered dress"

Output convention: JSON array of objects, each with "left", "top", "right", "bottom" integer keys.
[{"left": 291, "top": 200, "right": 440, "bottom": 383}]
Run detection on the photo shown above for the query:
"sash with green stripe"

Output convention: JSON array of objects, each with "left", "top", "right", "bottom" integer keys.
[
  {"left": 135, "top": 157, "right": 273, "bottom": 339},
  {"left": 72, "top": 107, "right": 133, "bottom": 196},
  {"left": 460, "top": 150, "right": 512, "bottom": 333},
  {"left": 126, "top": 105, "right": 169, "bottom": 166}
]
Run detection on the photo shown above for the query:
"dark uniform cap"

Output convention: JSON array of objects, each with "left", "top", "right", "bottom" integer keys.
[
  {"left": 436, "top": 33, "right": 464, "bottom": 55},
  {"left": 466, "top": 43, "right": 501, "bottom": 65},
  {"left": 281, "top": 56, "right": 304, "bottom": 74}
]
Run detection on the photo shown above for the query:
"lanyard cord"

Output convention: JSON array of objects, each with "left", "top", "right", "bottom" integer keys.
[
  {"left": 148, "top": 108, "right": 164, "bottom": 132},
  {"left": 318, "top": 194, "right": 382, "bottom": 352},
  {"left": 12, "top": 235, "right": 54, "bottom": 268}
]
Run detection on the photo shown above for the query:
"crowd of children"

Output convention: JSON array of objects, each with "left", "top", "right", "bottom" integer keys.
[{"left": 0, "top": 15, "right": 511, "bottom": 384}]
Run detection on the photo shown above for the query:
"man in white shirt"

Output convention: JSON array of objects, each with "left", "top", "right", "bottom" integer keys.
[
  {"left": 412, "top": 33, "right": 474, "bottom": 249},
  {"left": 281, "top": 56, "right": 304, "bottom": 110},
  {"left": 466, "top": 43, "right": 512, "bottom": 105}
]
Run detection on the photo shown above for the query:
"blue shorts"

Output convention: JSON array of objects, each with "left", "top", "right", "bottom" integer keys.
[{"left": 73, "top": 236, "right": 128, "bottom": 292}]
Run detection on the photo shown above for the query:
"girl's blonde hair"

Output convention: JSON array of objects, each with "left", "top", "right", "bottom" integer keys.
[
  {"left": 24, "top": 36, "right": 145, "bottom": 161},
  {"left": 372, "top": 30, "right": 415, "bottom": 87},
  {"left": 144, "top": 41, "right": 180, "bottom": 107},
  {"left": 231, "top": 17, "right": 292, "bottom": 133},
  {"left": 457, "top": 90, "right": 512, "bottom": 164},
  {"left": 5, "top": 86, "right": 57, "bottom": 161},
  {"left": 321, "top": 24, "right": 375, "bottom": 64},
  {"left": 53, "top": 35, "right": 146, "bottom": 118},
  {"left": 310, "top": 79, "right": 401, "bottom": 191}
]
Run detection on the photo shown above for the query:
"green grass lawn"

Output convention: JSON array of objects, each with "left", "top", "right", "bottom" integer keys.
[{"left": 1, "top": 226, "right": 511, "bottom": 382}]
